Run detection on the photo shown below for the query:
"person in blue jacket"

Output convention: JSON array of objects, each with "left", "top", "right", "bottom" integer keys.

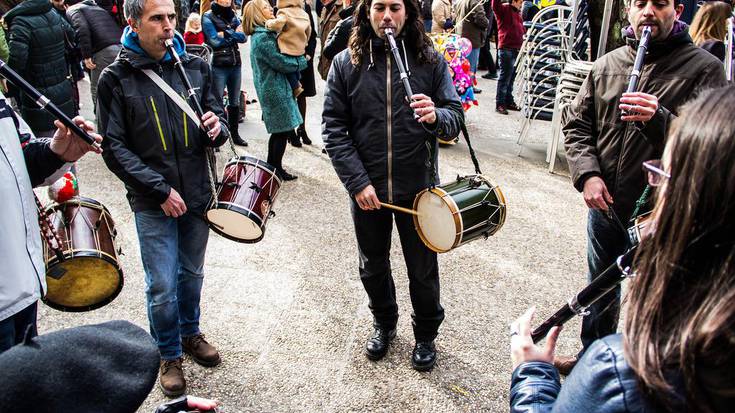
[{"left": 508, "top": 85, "right": 735, "bottom": 413}]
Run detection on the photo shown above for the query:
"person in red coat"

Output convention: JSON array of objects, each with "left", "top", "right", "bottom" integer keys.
[
  {"left": 184, "top": 12, "right": 205, "bottom": 45},
  {"left": 491, "top": 0, "right": 525, "bottom": 114}
]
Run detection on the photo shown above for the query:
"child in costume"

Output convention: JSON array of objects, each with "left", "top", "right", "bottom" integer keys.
[{"left": 265, "top": 0, "right": 312, "bottom": 97}]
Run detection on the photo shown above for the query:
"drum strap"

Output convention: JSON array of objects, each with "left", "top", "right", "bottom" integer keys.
[
  {"left": 460, "top": 122, "right": 482, "bottom": 175},
  {"left": 33, "top": 194, "right": 65, "bottom": 263}
]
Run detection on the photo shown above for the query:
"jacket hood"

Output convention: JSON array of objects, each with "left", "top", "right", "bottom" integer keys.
[
  {"left": 4, "top": 0, "right": 52, "bottom": 26},
  {"left": 277, "top": 0, "right": 304, "bottom": 9},
  {"left": 623, "top": 20, "right": 692, "bottom": 57},
  {"left": 120, "top": 26, "right": 189, "bottom": 67}
]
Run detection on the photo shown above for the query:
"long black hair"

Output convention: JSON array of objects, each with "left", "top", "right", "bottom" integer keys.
[{"left": 348, "top": 0, "right": 436, "bottom": 67}]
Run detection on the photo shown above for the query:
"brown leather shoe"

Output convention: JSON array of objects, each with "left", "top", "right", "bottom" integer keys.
[
  {"left": 159, "top": 358, "right": 186, "bottom": 397},
  {"left": 182, "top": 334, "right": 221, "bottom": 367},
  {"left": 553, "top": 355, "right": 579, "bottom": 376}
]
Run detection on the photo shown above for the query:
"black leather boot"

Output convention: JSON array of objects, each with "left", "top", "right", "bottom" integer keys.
[
  {"left": 411, "top": 341, "right": 437, "bottom": 371},
  {"left": 364, "top": 328, "right": 396, "bottom": 361},
  {"left": 297, "top": 124, "right": 312, "bottom": 145},
  {"left": 227, "top": 105, "right": 247, "bottom": 146}
]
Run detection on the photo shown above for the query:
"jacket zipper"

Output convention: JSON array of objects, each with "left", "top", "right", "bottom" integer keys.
[
  {"left": 386, "top": 48, "right": 394, "bottom": 203},
  {"left": 149, "top": 97, "right": 168, "bottom": 151},
  {"left": 162, "top": 67, "right": 186, "bottom": 202}
]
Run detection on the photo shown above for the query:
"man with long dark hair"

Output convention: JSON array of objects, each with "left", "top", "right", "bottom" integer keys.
[
  {"left": 560, "top": 0, "right": 727, "bottom": 374},
  {"left": 323, "top": 0, "right": 463, "bottom": 371}
]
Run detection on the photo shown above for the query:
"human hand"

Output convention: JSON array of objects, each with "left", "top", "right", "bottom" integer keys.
[
  {"left": 161, "top": 188, "right": 187, "bottom": 217},
  {"left": 510, "top": 307, "right": 562, "bottom": 370},
  {"left": 409, "top": 93, "right": 437, "bottom": 124},
  {"left": 619, "top": 92, "right": 658, "bottom": 123},
  {"left": 355, "top": 185, "right": 380, "bottom": 210},
  {"left": 582, "top": 176, "right": 612, "bottom": 211},
  {"left": 49, "top": 116, "right": 103, "bottom": 162},
  {"left": 187, "top": 395, "right": 221, "bottom": 411},
  {"left": 201, "top": 111, "right": 222, "bottom": 140},
  {"left": 84, "top": 57, "right": 96, "bottom": 70}
]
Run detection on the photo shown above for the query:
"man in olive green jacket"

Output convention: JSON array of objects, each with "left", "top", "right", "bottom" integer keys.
[{"left": 560, "top": 0, "right": 727, "bottom": 373}]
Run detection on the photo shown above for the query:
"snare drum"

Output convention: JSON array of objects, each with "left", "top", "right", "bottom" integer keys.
[
  {"left": 413, "top": 175, "right": 506, "bottom": 253},
  {"left": 43, "top": 197, "right": 123, "bottom": 312},
  {"left": 206, "top": 156, "right": 282, "bottom": 243}
]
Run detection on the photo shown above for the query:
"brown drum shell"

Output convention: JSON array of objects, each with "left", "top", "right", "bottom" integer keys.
[
  {"left": 43, "top": 197, "right": 123, "bottom": 312},
  {"left": 206, "top": 156, "right": 282, "bottom": 243}
]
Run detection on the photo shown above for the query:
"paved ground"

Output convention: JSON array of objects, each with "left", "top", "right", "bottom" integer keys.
[{"left": 38, "top": 45, "right": 589, "bottom": 412}]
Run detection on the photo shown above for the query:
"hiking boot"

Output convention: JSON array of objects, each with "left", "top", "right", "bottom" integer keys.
[
  {"left": 159, "top": 358, "right": 186, "bottom": 397},
  {"left": 182, "top": 334, "right": 221, "bottom": 367},
  {"left": 411, "top": 341, "right": 437, "bottom": 371},
  {"left": 364, "top": 327, "right": 397, "bottom": 361}
]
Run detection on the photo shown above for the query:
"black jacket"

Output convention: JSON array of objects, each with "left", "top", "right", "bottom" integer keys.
[
  {"left": 66, "top": 0, "right": 122, "bottom": 59},
  {"left": 5, "top": 0, "right": 76, "bottom": 132},
  {"left": 323, "top": 38, "right": 464, "bottom": 203},
  {"left": 322, "top": 5, "right": 355, "bottom": 60},
  {"left": 97, "top": 46, "right": 229, "bottom": 213}
]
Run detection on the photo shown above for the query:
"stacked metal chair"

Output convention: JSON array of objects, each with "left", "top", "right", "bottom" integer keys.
[{"left": 514, "top": 0, "right": 591, "bottom": 161}]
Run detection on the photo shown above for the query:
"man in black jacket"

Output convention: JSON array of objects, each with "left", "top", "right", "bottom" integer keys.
[
  {"left": 66, "top": 0, "right": 123, "bottom": 113},
  {"left": 97, "top": 0, "right": 229, "bottom": 397},
  {"left": 323, "top": 0, "right": 463, "bottom": 371}
]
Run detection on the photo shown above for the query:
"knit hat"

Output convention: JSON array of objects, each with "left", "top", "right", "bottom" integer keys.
[{"left": 0, "top": 320, "right": 160, "bottom": 413}]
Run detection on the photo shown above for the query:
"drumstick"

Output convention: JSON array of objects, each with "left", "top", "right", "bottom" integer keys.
[{"left": 379, "top": 202, "right": 420, "bottom": 216}]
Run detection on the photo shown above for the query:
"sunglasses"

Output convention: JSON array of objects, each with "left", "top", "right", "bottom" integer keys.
[{"left": 642, "top": 159, "right": 671, "bottom": 187}]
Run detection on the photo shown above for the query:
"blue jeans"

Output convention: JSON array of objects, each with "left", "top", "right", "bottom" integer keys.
[
  {"left": 212, "top": 65, "right": 242, "bottom": 106},
  {"left": 467, "top": 47, "right": 480, "bottom": 74},
  {"left": 134, "top": 210, "right": 209, "bottom": 360},
  {"left": 0, "top": 302, "right": 37, "bottom": 354},
  {"left": 580, "top": 209, "right": 631, "bottom": 351},
  {"left": 424, "top": 19, "right": 432, "bottom": 32},
  {"left": 496, "top": 48, "right": 519, "bottom": 106}
]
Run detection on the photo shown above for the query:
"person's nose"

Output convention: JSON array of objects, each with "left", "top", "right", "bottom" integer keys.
[
  {"left": 641, "top": 1, "right": 655, "bottom": 18},
  {"left": 163, "top": 16, "right": 175, "bottom": 32}
]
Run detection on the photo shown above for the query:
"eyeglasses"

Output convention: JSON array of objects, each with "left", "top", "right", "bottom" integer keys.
[{"left": 642, "top": 159, "right": 670, "bottom": 187}]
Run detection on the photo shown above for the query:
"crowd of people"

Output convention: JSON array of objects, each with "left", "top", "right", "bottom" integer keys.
[{"left": 0, "top": 0, "right": 734, "bottom": 411}]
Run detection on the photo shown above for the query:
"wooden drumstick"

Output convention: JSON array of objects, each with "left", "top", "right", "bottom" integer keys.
[{"left": 379, "top": 202, "right": 420, "bottom": 216}]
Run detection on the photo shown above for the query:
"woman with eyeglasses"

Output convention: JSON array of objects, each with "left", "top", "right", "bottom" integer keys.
[{"left": 508, "top": 85, "right": 735, "bottom": 413}]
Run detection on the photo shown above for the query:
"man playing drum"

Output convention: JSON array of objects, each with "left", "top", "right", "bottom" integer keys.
[
  {"left": 97, "top": 0, "right": 228, "bottom": 397},
  {"left": 323, "top": 0, "right": 463, "bottom": 371},
  {"left": 559, "top": 0, "right": 727, "bottom": 375}
]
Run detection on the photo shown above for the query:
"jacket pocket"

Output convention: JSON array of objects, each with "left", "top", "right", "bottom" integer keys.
[{"left": 148, "top": 96, "right": 169, "bottom": 152}]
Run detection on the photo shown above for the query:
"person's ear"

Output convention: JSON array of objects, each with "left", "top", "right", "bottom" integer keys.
[
  {"left": 674, "top": 3, "right": 684, "bottom": 19},
  {"left": 128, "top": 17, "right": 139, "bottom": 33}
]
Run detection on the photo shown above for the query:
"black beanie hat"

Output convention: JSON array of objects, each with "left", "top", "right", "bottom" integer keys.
[{"left": 0, "top": 320, "right": 160, "bottom": 413}]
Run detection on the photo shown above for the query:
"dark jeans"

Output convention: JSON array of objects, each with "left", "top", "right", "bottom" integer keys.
[
  {"left": 580, "top": 209, "right": 631, "bottom": 351},
  {"left": 0, "top": 302, "right": 38, "bottom": 354},
  {"left": 134, "top": 210, "right": 209, "bottom": 360},
  {"left": 351, "top": 199, "right": 445, "bottom": 342},
  {"left": 496, "top": 48, "right": 519, "bottom": 106},
  {"left": 212, "top": 65, "right": 242, "bottom": 106}
]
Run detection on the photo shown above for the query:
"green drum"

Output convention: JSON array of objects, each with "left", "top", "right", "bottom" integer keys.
[{"left": 413, "top": 175, "right": 506, "bottom": 253}]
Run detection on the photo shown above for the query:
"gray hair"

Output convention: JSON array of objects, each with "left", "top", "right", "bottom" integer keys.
[{"left": 124, "top": 0, "right": 147, "bottom": 23}]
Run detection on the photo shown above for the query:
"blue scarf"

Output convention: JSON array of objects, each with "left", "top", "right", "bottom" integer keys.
[{"left": 121, "top": 26, "right": 187, "bottom": 62}]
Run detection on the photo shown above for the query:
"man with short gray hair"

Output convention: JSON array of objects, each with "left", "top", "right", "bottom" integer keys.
[{"left": 97, "top": 0, "right": 229, "bottom": 397}]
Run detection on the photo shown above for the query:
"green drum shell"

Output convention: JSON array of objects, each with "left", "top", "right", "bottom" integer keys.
[{"left": 414, "top": 175, "right": 506, "bottom": 253}]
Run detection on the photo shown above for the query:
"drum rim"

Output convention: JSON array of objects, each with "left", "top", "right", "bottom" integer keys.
[
  {"left": 205, "top": 203, "right": 267, "bottom": 243},
  {"left": 45, "top": 196, "right": 113, "bottom": 218},
  {"left": 225, "top": 156, "right": 283, "bottom": 186},
  {"left": 412, "top": 186, "right": 462, "bottom": 253},
  {"left": 43, "top": 253, "right": 124, "bottom": 312}
]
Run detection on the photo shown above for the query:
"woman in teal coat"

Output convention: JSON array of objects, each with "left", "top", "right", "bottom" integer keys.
[{"left": 242, "top": 0, "right": 307, "bottom": 181}]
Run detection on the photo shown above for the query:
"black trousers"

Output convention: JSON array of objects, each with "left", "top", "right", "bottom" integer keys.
[{"left": 351, "top": 199, "right": 444, "bottom": 342}]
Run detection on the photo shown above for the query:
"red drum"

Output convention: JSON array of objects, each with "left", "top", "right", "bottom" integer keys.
[
  {"left": 206, "top": 156, "right": 282, "bottom": 243},
  {"left": 43, "top": 197, "right": 124, "bottom": 312}
]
